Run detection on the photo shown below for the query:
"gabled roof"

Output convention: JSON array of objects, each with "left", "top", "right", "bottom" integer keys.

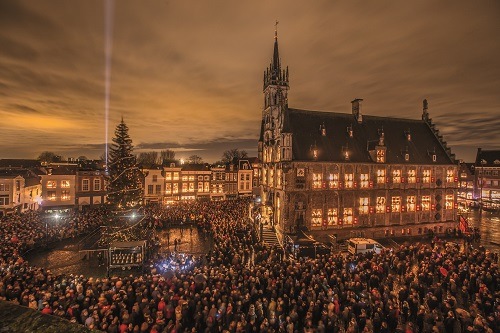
[
  {"left": 0, "top": 159, "right": 41, "bottom": 168},
  {"left": 181, "top": 164, "right": 211, "bottom": 172},
  {"left": 475, "top": 149, "right": 500, "bottom": 167},
  {"left": 44, "top": 166, "right": 78, "bottom": 175},
  {"left": 286, "top": 108, "right": 454, "bottom": 165},
  {"left": 0, "top": 169, "right": 40, "bottom": 186},
  {"left": 0, "top": 169, "right": 25, "bottom": 179}
]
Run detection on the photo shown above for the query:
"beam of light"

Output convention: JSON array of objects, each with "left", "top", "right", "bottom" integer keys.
[{"left": 104, "top": 0, "right": 115, "bottom": 171}]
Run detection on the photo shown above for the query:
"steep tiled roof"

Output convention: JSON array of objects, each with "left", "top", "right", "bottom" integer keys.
[
  {"left": 181, "top": 164, "right": 210, "bottom": 172},
  {"left": 0, "top": 169, "right": 40, "bottom": 186},
  {"left": 287, "top": 108, "right": 454, "bottom": 164},
  {"left": 475, "top": 149, "right": 500, "bottom": 167},
  {"left": 0, "top": 159, "right": 41, "bottom": 168},
  {"left": 45, "top": 166, "right": 78, "bottom": 175}
]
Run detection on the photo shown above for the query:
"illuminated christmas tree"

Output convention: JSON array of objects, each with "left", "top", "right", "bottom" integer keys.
[{"left": 107, "top": 118, "right": 144, "bottom": 209}]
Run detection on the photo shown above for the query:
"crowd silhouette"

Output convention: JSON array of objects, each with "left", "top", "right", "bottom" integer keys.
[{"left": 0, "top": 200, "right": 498, "bottom": 333}]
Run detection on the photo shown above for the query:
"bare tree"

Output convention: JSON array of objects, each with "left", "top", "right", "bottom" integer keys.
[
  {"left": 37, "top": 151, "right": 62, "bottom": 163},
  {"left": 160, "top": 149, "right": 176, "bottom": 164},
  {"left": 137, "top": 151, "right": 159, "bottom": 166},
  {"left": 188, "top": 155, "right": 204, "bottom": 164},
  {"left": 221, "top": 149, "right": 248, "bottom": 164}
]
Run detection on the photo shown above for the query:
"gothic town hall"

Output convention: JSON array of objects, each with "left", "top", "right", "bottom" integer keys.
[{"left": 258, "top": 30, "right": 459, "bottom": 242}]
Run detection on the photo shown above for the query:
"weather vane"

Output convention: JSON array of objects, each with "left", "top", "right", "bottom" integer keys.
[{"left": 275, "top": 20, "right": 279, "bottom": 39}]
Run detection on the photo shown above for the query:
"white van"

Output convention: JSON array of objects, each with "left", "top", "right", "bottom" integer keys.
[{"left": 347, "top": 238, "right": 384, "bottom": 255}]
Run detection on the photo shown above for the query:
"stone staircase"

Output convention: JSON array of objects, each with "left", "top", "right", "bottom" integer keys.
[{"left": 261, "top": 227, "right": 281, "bottom": 247}]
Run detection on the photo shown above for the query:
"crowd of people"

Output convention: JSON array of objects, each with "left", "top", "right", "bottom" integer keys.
[
  {"left": 0, "top": 200, "right": 499, "bottom": 333},
  {"left": 0, "top": 208, "right": 108, "bottom": 262}
]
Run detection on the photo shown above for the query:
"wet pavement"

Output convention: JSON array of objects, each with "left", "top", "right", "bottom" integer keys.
[
  {"left": 466, "top": 209, "right": 500, "bottom": 250},
  {"left": 25, "top": 226, "right": 211, "bottom": 278},
  {"left": 24, "top": 210, "right": 500, "bottom": 277}
]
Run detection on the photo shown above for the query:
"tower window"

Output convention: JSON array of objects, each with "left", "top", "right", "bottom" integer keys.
[{"left": 376, "top": 149, "right": 385, "bottom": 163}]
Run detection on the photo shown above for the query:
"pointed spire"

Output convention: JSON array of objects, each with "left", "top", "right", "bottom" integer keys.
[
  {"left": 422, "top": 98, "right": 429, "bottom": 121},
  {"left": 272, "top": 21, "right": 280, "bottom": 76}
]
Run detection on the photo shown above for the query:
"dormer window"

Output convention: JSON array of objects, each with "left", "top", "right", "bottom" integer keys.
[
  {"left": 320, "top": 123, "right": 326, "bottom": 136},
  {"left": 347, "top": 125, "right": 353, "bottom": 138},
  {"left": 405, "top": 153, "right": 410, "bottom": 162},
  {"left": 405, "top": 129, "right": 411, "bottom": 141},
  {"left": 378, "top": 128, "right": 385, "bottom": 146},
  {"left": 311, "top": 144, "right": 318, "bottom": 160},
  {"left": 432, "top": 154, "right": 437, "bottom": 162},
  {"left": 342, "top": 146, "right": 350, "bottom": 161},
  {"left": 376, "top": 149, "right": 385, "bottom": 163}
]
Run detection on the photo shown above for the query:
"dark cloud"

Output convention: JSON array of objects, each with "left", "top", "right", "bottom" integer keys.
[{"left": 0, "top": 0, "right": 499, "bottom": 162}]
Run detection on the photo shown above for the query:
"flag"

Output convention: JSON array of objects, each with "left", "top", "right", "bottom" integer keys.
[{"left": 459, "top": 215, "right": 469, "bottom": 233}]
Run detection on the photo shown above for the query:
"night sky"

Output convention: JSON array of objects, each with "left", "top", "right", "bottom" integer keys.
[{"left": 1, "top": 0, "right": 499, "bottom": 162}]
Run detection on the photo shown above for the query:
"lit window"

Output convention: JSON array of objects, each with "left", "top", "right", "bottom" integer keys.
[
  {"left": 377, "top": 169, "right": 386, "bottom": 184},
  {"left": 198, "top": 182, "right": 203, "bottom": 192},
  {"left": 376, "top": 149, "right": 385, "bottom": 163},
  {"left": 173, "top": 172, "right": 179, "bottom": 181},
  {"left": 343, "top": 208, "right": 353, "bottom": 224},
  {"left": 182, "top": 175, "right": 188, "bottom": 181},
  {"left": 269, "top": 169, "right": 274, "bottom": 187},
  {"left": 204, "top": 176, "right": 210, "bottom": 181},
  {"left": 376, "top": 196, "right": 386, "bottom": 213},
  {"left": 311, "top": 209, "right": 322, "bottom": 227},
  {"left": 407, "top": 169, "right": 416, "bottom": 183},
  {"left": 407, "top": 196, "right": 416, "bottom": 212},
  {"left": 360, "top": 173, "right": 369, "bottom": 188},
  {"left": 328, "top": 173, "right": 339, "bottom": 189},
  {"left": 47, "top": 181, "right": 57, "bottom": 189},
  {"left": 446, "top": 169, "right": 454, "bottom": 183},
  {"left": 422, "top": 196, "right": 431, "bottom": 211},
  {"left": 391, "top": 196, "right": 401, "bottom": 212},
  {"left": 182, "top": 183, "right": 188, "bottom": 192},
  {"left": 445, "top": 195, "right": 453, "bottom": 209},
  {"left": 327, "top": 208, "right": 338, "bottom": 226},
  {"left": 189, "top": 183, "right": 194, "bottom": 192},
  {"left": 173, "top": 183, "right": 179, "bottom": 194},
  {"left": 312, "top": 173, "right": 322, "bottom": 189},
  {"left": 423, "top": 169, "right": 431, "bottom": 183},
  {"left": 82, "top": 179, "right": 89, "bottom": 191},
  {"left": 165, "top": 183, "right": 172, "bottom": 194},
  {"left": 204, "top": 183, "right": 210, "bottom": 192},
  {"left": 165, "top": 173, "right": 172, "bottom": 181},
  {"left": 359, "top": 197, "right": 369, "bottom": 214},
  {"left": 61, "top": 190, "right": 70, "bottom": 201},
  {"left": 47, "top": 191, "right": 56, "bottom": 201},
  {"left": 344, "top": 174, "right": 353, "bottom": 188},
  {"left": 392, "top": 169, "right": 401, "bottom": 183},
  {"left": 61, "top": 180, "right": 70, "bottom": 188},
  {"left": 0, "top": 195, "right": 9, "bottom": 205},
  {"left": 94, "top": 179, "right": 101, "bottom": 191},
  {"left": 0, "top": 184, "right": 9, "bottom": 191}
]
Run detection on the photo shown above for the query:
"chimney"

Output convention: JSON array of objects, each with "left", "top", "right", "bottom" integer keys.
[{"left": 351, "top": 98, "right": 363, "bottom": 122}]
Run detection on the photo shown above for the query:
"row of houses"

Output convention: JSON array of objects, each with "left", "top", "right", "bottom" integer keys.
[
  {"left": 0, "top": 158, "right": 260, "bottom": 217},
  {"left": 457, "top": 148, "right": 500, "bottom": 211}
]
